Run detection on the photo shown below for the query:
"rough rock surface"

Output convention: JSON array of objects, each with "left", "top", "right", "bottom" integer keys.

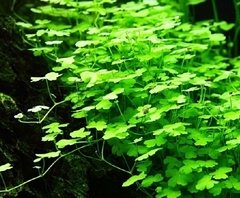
[{"left": 0, "top": 16, "right": 89, "bottom": 197}]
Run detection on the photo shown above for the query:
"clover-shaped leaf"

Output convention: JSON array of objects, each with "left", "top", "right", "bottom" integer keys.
[
  {"left": 122, "top": 172, "right": 146, "bottom": 187},
  {"left": 196, "top": 175, "right": 218, "bottom": 190},
  {"left": 0, "top": 163, "right": 13, "bottom": 172},
  {"left": 70, "top": 128, "right": 91, "bottom": 138},
  {"left": 45, "top": 72, "right": 62, "bottom": 81},
  {"left": 28, "top": 105, "right": 49, "bottom": 113}
]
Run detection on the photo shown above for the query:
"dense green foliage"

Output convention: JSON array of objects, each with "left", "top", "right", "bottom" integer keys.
[{"left": 3, "top": 0, "right": 240, "bottom": 197}]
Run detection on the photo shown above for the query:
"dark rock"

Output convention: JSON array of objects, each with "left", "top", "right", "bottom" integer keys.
[{"left": 0, "top": 15, "right": 90, "bottom": 198}]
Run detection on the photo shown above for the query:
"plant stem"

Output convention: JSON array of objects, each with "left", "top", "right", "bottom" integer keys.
[
  {"left": 180, "top": 0, "right": 189, "bottom": 22},
  {"left": 46, "top": 79, "right": 56, "bottom": 104},
  {"left": 101, "top": 141, "right": 131, "bottom": 174},
  {"left": 211, "top": 0, "right": 219, "bottom": 22},
  {"left": 233, "top": 0, "right": 240, "bottom": 56},
  {"left": 0, "top": 173, "right": 7, "bottom": 190},
  {"left": 19, "top": 100, "right": 65, "bottom": 124},
  {"left": 0, "top": 142, "right": 99, "bottom": 193},
  {"left": 115, "top": 101, "right": 126, "bottom": 122}
]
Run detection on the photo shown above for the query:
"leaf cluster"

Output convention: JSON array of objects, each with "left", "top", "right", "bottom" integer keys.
[{"left": 15, "top": 0, "right": 240, "bottom": 197}]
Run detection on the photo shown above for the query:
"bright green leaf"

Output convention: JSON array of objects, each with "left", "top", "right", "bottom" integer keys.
[
  {"left": 96, "top": 100, "right": 112, "bottom": 110},
  {"left": 212, "top": 167, "right": 232, "bottom": 180},
  {"left": 56, "top": 139, "right": 78, "bottom": 149},
  {"left": 141, "top": 174, "right": 163, "bottom": 187},
  {"left": 45, "top": 72, "right": 62, "bottom": 81},
  {"left": 224, "top": 111, "right": 240, "bottom": 121},
  {"left": 35, "top": 151, "right": 61, "bottom": 159},
  {"left": 187, "top": 0, "right": 206, "bottom": 5},
  {"left": 70, "top": 128, "right": 91, "bottom": 138},
  {"left": 103, "top": 92, "right": 118, "bottom": 100},
  {"left": 122, "top": 172, "right": 146, "bottom": 187},
  {"left": 0, "top": 163, "right": 13, "bottom": 172},
  {"left": 45, "top": 40, "right": 63, "bottom": 45},
  {"left": 87, "top": 120, "right": 107, "bottom": 131},
  {"left": 196, "top": 175, "right": 218, "bottom": 191},
  {"left": 136, "top": 148, "right": 160, "bottom": 161}
]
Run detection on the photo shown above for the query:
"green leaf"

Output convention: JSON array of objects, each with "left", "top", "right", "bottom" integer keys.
[
  {"left": 28, "top": 105, "right": 49, "bottom": 113},
  {"left": 72, "top": 111, "right": 87, "bottom": 119},
  {"left": 209, "top": 183, "right": 223, "bottom": 196},
  {"left": 136, "top": 160, "right": 152, "bottom": 172},
  {"left": 224, "top": 111, "right": 240, "bottom": 121},
  {"left": 16, "top": 22, "right": 33, "bottom": 28},
  {"left": 14, "top": 113, "right": 24, "bottom": 119},
  {"left": 87, "top": 120, "right": 107, "bottom": 131},
  {"left": 56, "top": 139, "right": 78, "bottom": 149},
  {"left": 218, "top": 21, "right": 234, "bottom": 31},
  {"left": 42, "top": 133, "right": 58, "bottom": 142},
  {"left": 214, "top": 71, "right": 231, "bottom": 82},
  {"left": 45, "top": 72, "right": 62, "bottom": 81},
  {"left": 141, "top": 174, "right": 163, "bottom": 187},
  {"left": 212, "top": 167, "right": 232, "bottom": 180},
  {"left": 133, "top": 137, "right": 143, "bottom": 143},
  {"left": 82, "top": 106, "right": 96, "bottom": 111},
  {"left": 187, "top": 0, "right": 206, "bottom": 5},
  {"left": 144, "top": 139, "right": 156, "bottom": 148},
  {"left": 127, "top": 145, "right": 139, "bottom": 157},
  {"left": 30, "top": 46, "right": 54, "bottom": 56},
  {"left": 103, "top": 123, "right": 134, "bottom": 140},
  {"left": 35, "top": 151, "right": 61, "bottom": 158},
  {"left": 189, "top": 129, "right": 213, "bottom": 146},
  {"left": 45, "top": 40, "right": 63, "bottom": 45},
  {"left": 190, "top": 77, "right": 210, "bottom": 86},
  {"left": 224, "top": 176, "right": 240, "bottom": 190},
  {"left": 199, "top": 160, "right": 218, "bottom": 168},
  {"left": 179, "top": 146, "right": 197, "bottom": 159},
  {"left": 113, "top": 88, "right": 124, "bottom": 94},
  {"left": 196, "top": 175, "right": 218, "bottom": 190},
  {"left": 179, "top": 160, "right": 200, "bottom": 174},
  {"left": 226, "top": 137, "right": 240, "bottom": 145},
  {"left": 157, "top": 188, "right": 181, "bottom": 198},
  {"left": 194, "top": 136, "right": 213, "bottom": 146},
  {"left": 136, "top": 148, "right": 160, "bottom": 161},
  {"left": 70, "top": 128, "right": 91, "bottom": 138},
  {"left": 150, "top": 84, "right": 169, "bottom": 94},
  {"left": 209, "top": 33, "right": 226, "bottom": 43},
  {"left": 122, "top": 172, "right": 146, "bottom": 187},
  {"left": 80, "top": 71, "right": 97, "bottom": 87},
  {"left": 0, "top": 163, "right": 13, "bottom": 172},
  {"left": 75, "top": 40, "right": 99, "bottom": 48},
  {"left": 30, "top": 76, "right": 45, "bottom": 82},
  {"left": 103, "top": 92, "right": 118, "bottom": 100},
  {"left": 217, "top": 144, "right": 237, "bottom": 152},
  {"left": 167, "top": 169, "right": 191, "bottom": 187},
  {"left": 177, "top": 72, "right": 196, "bottom": 82},
  {"left": 96, "top": 100, "right": 112, "bottom": 110},
  {"left": 146, "top": 109, "right": 162, "bottom": 122},
  {"left": 35, "top": 151, "right": 61, "bottom": 162},
  {"left": 163, "top": 122, "right": 188, "bottom": 137},
  {"left": 42, "top": 122, "right": 69, "bottom": 133},
  {"left": 56, "top": 56, "right": 75, "bottom": 65}
]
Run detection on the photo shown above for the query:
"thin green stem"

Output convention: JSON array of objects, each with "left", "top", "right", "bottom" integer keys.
[
  {"left": 233, "top": 26, "right": 240, "bottom": 56},
  {"left": 18, "top": 100, "right": 65, "bottom": 124},
  {"left": 234, "top": 0, "right": 240, "bottom": 23},
  {"left": 41, "top": 159, "right": 46, "bottom": 175},
  {"left": 46, "top": 80, "right": 56, "bottom": 104},
  {"left": 101, "top": 141, "right": 131, "bottom": 174},
  {"left": 0, "top": 142, "right": 99, "bottom": 193},
  {"left": 180, "top": 0, "right": 189, "bottom": 22},
  {"left": 115, "top": 101, "right": 126, "bottom": 123},
  {"left": 211, "top": 0, "right": 219, "bottom": 22},
  {"left": 0, "top": 173, "right": 7, "bottom": 190}
]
